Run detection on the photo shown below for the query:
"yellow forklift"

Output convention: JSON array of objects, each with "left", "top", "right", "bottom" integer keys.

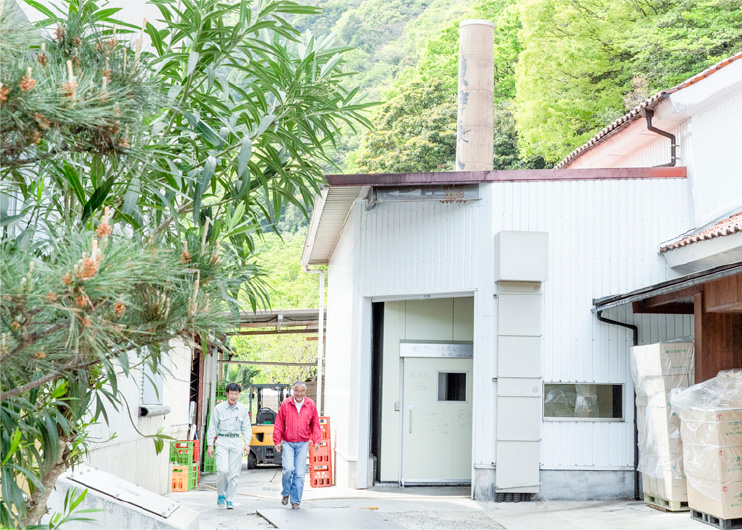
[{"left": 247, "top": 383, "right": 291, "bottom": 468}]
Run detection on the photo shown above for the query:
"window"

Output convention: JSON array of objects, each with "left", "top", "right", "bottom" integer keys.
[
  {"left": 543, "top": 383, "right": 623, "bottom": 420},
  {"left": 438, "top": 372, "right": 467, "bottom": 401}
]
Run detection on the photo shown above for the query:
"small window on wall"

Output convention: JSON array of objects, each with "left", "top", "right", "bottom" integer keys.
[
  {"left": 543, "top": 383, "right": 623, "bottom": 421},
  {"left": 438, "top": 372, "right": 467, "bottom": 402}
]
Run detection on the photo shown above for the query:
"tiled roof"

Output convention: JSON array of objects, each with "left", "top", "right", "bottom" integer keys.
[
  {"left": 557, "top": 51, "right": 742, "bottom": 169},
  {"left": 660, "top": 212, "right": 742, "bottom": 253}
]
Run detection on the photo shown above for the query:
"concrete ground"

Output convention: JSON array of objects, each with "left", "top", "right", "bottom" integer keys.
[{"left": 168, "top": 466, "right": 705, "bottom": 530}]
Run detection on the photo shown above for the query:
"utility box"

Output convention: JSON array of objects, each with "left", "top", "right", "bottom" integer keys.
[
  {"left": 496, "top": 281, "right": 543, "bottom": 495},
  {"left": 494, "top": 231, "right": 549, "bottom": 282}
]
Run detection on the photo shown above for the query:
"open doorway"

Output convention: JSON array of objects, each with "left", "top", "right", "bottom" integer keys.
[{"left": 371, "top": 297, "right": 474, "bottom": 485}]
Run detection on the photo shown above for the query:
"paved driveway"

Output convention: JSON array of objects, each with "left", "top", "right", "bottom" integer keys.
[{"left": 169, "top": 466, "right": 704, "bottom": 529}]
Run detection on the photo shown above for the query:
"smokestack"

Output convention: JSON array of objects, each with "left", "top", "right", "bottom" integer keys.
[{"left": 456, "top": 20, "right": 495, "bottom": 171}]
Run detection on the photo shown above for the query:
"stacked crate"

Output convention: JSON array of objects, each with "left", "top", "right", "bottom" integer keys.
[
  {"left": 672, "top": 370, "right": 742, "bottom": 525},
  {"left": 631, "top": 342, "right": 694, "bottom": 510},
  {"left": 170, "top": 440, "right": 199, "bottom": 491},
  {"left": 309, "top": 417, "right": 333, "bottom": 488}
]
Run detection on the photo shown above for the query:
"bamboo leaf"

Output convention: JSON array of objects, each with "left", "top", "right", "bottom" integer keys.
[
  {"left": 238, "top": 137, "right": 252, "bottom": 178},
  {"left": 62, "top": 163, "right": 85, "bottom": 205},
  {"left": 187, "top": 51, "right": 199, "bottom": 76}
]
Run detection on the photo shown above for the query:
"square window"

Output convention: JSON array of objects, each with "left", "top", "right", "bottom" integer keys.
[
  {"left": 438, "top": 372, "right": 467, "bottom": 401},
  {"left": 543, "top": 383, "right": 623, "bottom": 420}
]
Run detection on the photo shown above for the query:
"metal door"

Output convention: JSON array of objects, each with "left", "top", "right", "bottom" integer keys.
[{"left": 401, "top": 357, "right": 472, "bottom": 483}]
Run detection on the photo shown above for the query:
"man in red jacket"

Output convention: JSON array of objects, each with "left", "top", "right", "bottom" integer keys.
[{"left": 273, "top": 380, "right": 321, "bottom": 509}]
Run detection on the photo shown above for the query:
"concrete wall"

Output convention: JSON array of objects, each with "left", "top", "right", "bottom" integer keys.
[{"left": 83, "top": 339, "right": 192, "bottom": 494}]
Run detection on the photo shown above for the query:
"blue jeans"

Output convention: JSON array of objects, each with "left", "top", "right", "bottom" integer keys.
[{"left": 281, "top": 441, "right": 309, "bottom": 504}]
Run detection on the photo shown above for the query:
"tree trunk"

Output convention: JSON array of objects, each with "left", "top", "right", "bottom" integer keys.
[{"left": 24, "top": 439, "right": 71, "bottom": 527}]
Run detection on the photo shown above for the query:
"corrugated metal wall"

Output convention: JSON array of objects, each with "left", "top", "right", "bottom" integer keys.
[
  {"left": 491, "top": 179, "right": 692, "bottom": 469},
  {"left": 325, "top": 205, "right": 359, "bottom": 479},
  {"left": 351, "top": 177, "right": 691, "bottom": 470},
  {"left": 599, "top": 90, "right": 742, "bottom": 228},
  {"left": 359, "top": 199, "right": 487, "bottom": 297},
  {"left": 690, "top": 91, "right": 742, "bottom": 224}
]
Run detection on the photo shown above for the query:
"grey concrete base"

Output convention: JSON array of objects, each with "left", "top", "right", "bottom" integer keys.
[
  {"left": 536, "top": 470, "right": 634, "bottom": 500},
  {"left": 473, "top": 468, "right": 495, "bottom": 501},
  {"left": 42, "top": 466, "right": 198, "bottom": 529},
  {"left": 257, "top": 508, "right": 403, "bottom": 529}
]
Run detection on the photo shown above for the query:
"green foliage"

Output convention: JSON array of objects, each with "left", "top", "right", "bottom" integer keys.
[
  {"left": 227, "top": 227, "right": 325, "bottom": 387},
  {"left": 1, "top": 0, "right": 370, "bottom": 525},
  {"left": 350, "top": 0, "right": 544, "bottom": 173},
  {"left": 0, "top": 227, "right": 233, "bottom": 526},
  {"left": 514, "top": 0, "right": 742, "bottom": 163},
  {"left": 351, "top": 79, "right": 457, "bottom": 173}
]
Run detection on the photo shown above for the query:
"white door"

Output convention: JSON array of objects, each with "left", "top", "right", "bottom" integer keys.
[{"left": 401, "top": 357, "right": 472, "bottom": 483}]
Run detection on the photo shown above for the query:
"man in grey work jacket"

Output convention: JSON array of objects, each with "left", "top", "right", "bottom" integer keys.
[{"left": 207, "top": 383, "right": 251, "bottom": 509}]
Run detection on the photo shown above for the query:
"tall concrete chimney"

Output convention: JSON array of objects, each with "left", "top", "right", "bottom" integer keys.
[{"left": 456, "top": 20, "right": 495, "bottom": 171}]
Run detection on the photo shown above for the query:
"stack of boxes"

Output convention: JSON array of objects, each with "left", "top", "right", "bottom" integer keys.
[
  {"left": 170, "top": 440, "right": 199, "bottom": 492},
  {"left": 631, "top": 341, "right": 694, "bottom": 507},
  {"left": 309, "top": 416, "right": 333, "bottom": 488},
  {"left": 672, "top": 370, "right": 742, "bottom": 521}
]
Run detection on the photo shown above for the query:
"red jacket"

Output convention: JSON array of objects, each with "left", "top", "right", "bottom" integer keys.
[{"left": 273, "top": 396, "right": 321, "bottom": 445}]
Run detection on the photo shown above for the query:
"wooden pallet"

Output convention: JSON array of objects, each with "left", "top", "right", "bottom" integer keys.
[
  {"left": 691, "top": 508, "right": 742, "bottom": 529},
  {"left": 643, "top": 493, "right": 689, "bottom": 512}
]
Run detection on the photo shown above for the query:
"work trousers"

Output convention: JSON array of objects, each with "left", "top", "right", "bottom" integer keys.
[
  {"left": 281, "top": 441, "right": 309, "bottom": 505},
  {"left": 215, "top": 436, "right": 244, "bottom": 502}
]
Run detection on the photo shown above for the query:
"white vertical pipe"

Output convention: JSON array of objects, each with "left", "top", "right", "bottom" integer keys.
[{"left": 304, "top": 266, "right": 325, "bottom": 415}]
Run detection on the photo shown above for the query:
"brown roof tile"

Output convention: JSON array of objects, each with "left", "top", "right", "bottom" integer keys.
[
  {"left": 660, "top": 212, "right": 742, "bottom": 253},
  {"left": 557, "top": 51, "right": 742, "bottom": 169}
]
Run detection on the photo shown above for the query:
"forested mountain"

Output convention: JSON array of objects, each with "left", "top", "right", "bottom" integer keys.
[{"left": 289, "top": 0, "right": 742, "bottom": 171}]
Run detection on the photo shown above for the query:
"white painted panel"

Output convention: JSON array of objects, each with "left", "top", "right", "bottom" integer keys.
[
  {"left": 405, "top": 299, "right": 454, "bottom": 341},
  {"left": 498, "top": 336, "right": 540, "bottom": 378},
  {"left": 496, "top": 441, "right": 540, "bottom": 490},
  {"left": 325, "top": 206, "right": 359, "bottom": 473},
  {"left": 495, "top": 231, "right": 549, "bottom": 281},
  {"left": 453, "top": 297, "right": 475, "bottom": 341},
  {"left": 497, "top": 398, "right": 541, "bottom": 441},
  {"left": 688, "top": 91, "right": 742, "bottom": 225},
  {"left": 498, "top": 294, "right": 542, "bottom": 336}
]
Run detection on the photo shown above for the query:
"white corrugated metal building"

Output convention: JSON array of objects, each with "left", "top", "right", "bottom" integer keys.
[{"left": 302, "top": 51, "right": 742, "bottom": 500}]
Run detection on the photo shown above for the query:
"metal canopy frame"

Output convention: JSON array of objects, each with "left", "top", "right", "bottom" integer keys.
[{"left": 592, "top": 261, "right": 742, "bottom": 312}]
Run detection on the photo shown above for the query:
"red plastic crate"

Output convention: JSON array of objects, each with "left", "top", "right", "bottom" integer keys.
[
  {"left": 309, "top": 464, "right": 333, "bottom": 488},
  {"left": 309, "top": 441, "right": 331, "bottom": 466},
  {"left": 318, "top": 416, "right": 331, "bottom": 441}
]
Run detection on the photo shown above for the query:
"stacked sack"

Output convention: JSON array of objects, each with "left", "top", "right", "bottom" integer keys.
[
  {"left": 670, "top": 370, "right": 742, "bottom": 520},
  {"left": 631, "top": 341, "right": 694, "bottom": 504}
]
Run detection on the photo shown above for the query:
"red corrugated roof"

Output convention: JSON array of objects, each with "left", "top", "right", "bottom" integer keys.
[
  {"left": 660, "top": 212, "right": 742, "bottom": 253},
  {"left": 557, "top": 51, "right": 742, "bottom": 169}
]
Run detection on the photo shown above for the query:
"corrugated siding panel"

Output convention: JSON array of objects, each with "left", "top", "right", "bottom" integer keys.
[
  {"left": 492, "top": 178, "right": 691, "bottom": 469},
  {"left": 359, "top": 200, "right": 485, "bottom": 297},
  {"left": 325, "top": 209, "right": 358, "bottom": 457},
  {"left": 349, "top": 177, "right": 690, "bottom": 470},
  {"left": 690, "top": 91, "right": 742, "bottom": 223}
]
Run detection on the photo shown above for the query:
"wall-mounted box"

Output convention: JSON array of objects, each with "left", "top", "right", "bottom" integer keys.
[{"left": 494, "top": 231, "right": 549, "bottom": 282}]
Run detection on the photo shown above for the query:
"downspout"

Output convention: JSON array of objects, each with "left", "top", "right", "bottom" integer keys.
[
  {"left": 596, "top": 310, "right": 640, "bottom": 500},
  {"left": 303, "top": 265, "right": 325, "bottom": 416},
  {"left": 642, "top": 108, "right": 678, "bottom": 167}
]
